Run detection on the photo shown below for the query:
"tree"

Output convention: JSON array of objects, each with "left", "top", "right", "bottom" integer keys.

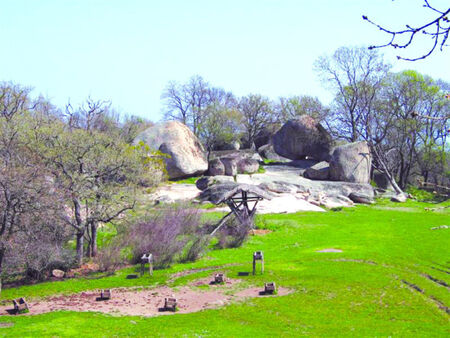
[
  {"left": 315, "top": 47, "right": 412, "bottom": 193},
  {"left": 197, "top": 103, "right": 242, "bottom": 156},
  {"left": 315, "top": 46, "right": 391, "bottom": 142},
  {"left": 277, "top": 95, "right": 329, "bottom": 122},
  {"left": 363, "top": 1, "right": 450, "bottom": 61},
  {"left": 0, "top": 83, "right": 66, "bottom": 290},
  {"left": 380, "top": 71, "right": 449, "bottom": 188},
  {"left": 161, "top": 75, "right": 235, "bottom": 136},
  {"left": 238, "top": 94, "right": 275, "bottom": 148},
  {"left": 33, "top": 102, "right": 164, "bottom": 264}
]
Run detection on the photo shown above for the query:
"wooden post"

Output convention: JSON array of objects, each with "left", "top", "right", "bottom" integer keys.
[
  {"left": 148, "top": 254, "right": 153, "bottom": 276},
  {"left": 141, "top": 253, "right": 153, "bottom": 276},
  {"left": 253, "top": 251, "right": 264, "bottom": 275}
]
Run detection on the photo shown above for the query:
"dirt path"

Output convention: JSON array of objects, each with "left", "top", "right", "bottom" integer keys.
[{"left": 0, "top": 276, "right": 292, "bottom": 317}]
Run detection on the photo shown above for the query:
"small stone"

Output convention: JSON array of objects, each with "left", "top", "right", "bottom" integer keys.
[
  {"left": 391, "top": 194, "right": 407, "bottom": 203},
  {"left": 52, "top": 269, "right": 65, "bottom": 278}
]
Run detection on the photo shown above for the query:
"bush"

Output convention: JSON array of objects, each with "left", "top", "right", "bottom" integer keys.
[
  {"left": 406, "top": 185, "right": 445, "bottom": 202},
  {"left": 2, "top": 221, "right": 74, "bottom": 282},
  {"left": 124, "top": 206, "right": 208, "bottom": 269},
  {"left": 215, "top": 214, "right": 252, "bottom": 249},
  {"left": 94, "top": 239, "right": 124, "bottom": 274}
]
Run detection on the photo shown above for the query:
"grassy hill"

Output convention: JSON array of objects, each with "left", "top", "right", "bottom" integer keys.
[{"left": 0, "top": 199, "right": 449, "bottom": 337}]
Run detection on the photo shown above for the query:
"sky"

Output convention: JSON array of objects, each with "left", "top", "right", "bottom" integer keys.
[{"left": 1, "top": 0, "right": 449, "bottom": 122}]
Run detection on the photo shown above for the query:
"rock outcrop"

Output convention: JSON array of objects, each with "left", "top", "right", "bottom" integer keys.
[
  {"left": 196, "top": 175, "right": 235, "bottom": 191},
  {"left": 207, "top": 158, "right": 225, "bottom": 176},
  {"left": 303, "top": 161, "right": 330, "bottom": 180},
  {"left": 220, "top": 157, "right": 238, "bottom": 176},
  {"left": 206, "top": 150, "right": 262, "bottom": 176},
  {"left": 237, "top": 158, "right": 259, "bottom": 174},
  {"left": 272, "top": 116, "right": 332, "bottom": 161},
  {"left": 329, "top": 141, "right": 371, "bottom": 184},
  {"left": 134, "top": 121, "right": 208, "bottom": 179},
  {"left": 391, "top": 194, "right": 407, "bottom": 203},
  {"left": 348, "top": 192, "right": 374, "bottom": 204},
  {"left": 373, "top": 170, "right": 393, "bottom": 190},
  {"left": 258, "top": 144, "right": 290, "bottom": 163}
]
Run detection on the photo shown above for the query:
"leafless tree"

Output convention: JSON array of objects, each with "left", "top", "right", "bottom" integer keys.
[
  {"left": 238, "top": 94, "right": 275, "bottom": 148},
  {"left": 161, "top": 75, "right": 236, "bottom": 135}
]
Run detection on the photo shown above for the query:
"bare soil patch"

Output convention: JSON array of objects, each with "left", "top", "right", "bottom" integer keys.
[
  {"left": 250, "top": 229, "right": 273, "bottom": 236},
  {"left": 0, "top": 275, "right": 293, "bottom": 317},
  {"left": 317, "top": 248, "right": 343, "bottom": 253}
]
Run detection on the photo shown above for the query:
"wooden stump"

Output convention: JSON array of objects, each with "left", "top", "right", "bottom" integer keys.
[
  {"left": 164, "top": 297, "right": 177, "bottom": 312},
  {"left": 100, "top": 289, "right": 112, "bottom": 300},
  {"left": 13, "top": 298, "right": 29, "bottom": 314},
  {"left": 264, "top": 282, "right": 276, "bottom": 294},
  {"left": 214, "top": 273, "right": 225, "bottom": 284}
]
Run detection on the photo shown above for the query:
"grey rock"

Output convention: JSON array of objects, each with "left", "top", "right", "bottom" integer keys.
[
  {"left": 220, "top": 157, "right": 238, "bottom": 176},
  {"left": 258, "top": 144, "right": 291, "bottom": 163},
  {"left": 348, "top": 192, "right": 374, "bottom": 204},
  {"left": 391, "top": 194, "right": 407, "bottom": 203},
  {"left": 329, "top": 141, "right": 371, "bottom": 184},
  {"left": 258, "top": 182, "right": 297, "bottom": 194},
  {"left": 237, "top": 158, "right": 259, "bottom": 174},
  {"left": 195, "top": 176, "right": 235, "bottom": 191},
  {"left": 159, "top": 141, "right": 208, "bottom": 179},
  {"left": 135, "top": 121, "right": 207, "bottom": 179},
  {"left": 207, "top": 158, "right": 225, "bottom": 176},
  {"left": 272, "top": 116, "right": 332, "bottom": 161},
  {"left": 52, "top": 269, "right": 65, "bottom": 278},
  {"left": 304, "top": 161, "right": 330, "bottom": 180},
  {"left": 210, "top": 150, "right": 262, "bottom": 162},
  {"left": 373, "top": 170, "right": 393, "bottom": 190},
  {"left": 254, "top": 125, "right": 280, "bottom": 149},
  {"left": 217, "top": 141, "right": 240, "bottom": 151}
]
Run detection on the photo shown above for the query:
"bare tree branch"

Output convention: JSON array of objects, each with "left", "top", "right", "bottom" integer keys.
[{"left": 363, "top": 1, "right": 450, "bottom": 61}]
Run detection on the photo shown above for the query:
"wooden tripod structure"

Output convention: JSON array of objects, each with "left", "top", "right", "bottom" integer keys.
[{"left": 207, "top": 184, "right": 272, "bottom": 236}]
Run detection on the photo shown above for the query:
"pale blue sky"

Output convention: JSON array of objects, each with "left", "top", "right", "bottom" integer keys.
[{"left": 1, "top": 0, "right": 449, "bottom": 121}]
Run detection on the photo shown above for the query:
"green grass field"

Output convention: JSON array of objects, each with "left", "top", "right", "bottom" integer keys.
[{"left": 0, "top": 199, "right": 449, "bottom": 337}]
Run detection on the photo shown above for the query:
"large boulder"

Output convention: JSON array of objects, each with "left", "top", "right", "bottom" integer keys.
[
  {"left": 210, "top": 150, "right": 262, "bottom": 162},
  {"left": 207, "top": 158, "right": 225, "bottom": 176},
  {"left": 258, "top": 144, "right": 290, "bottom": 163},
  {"left": 254, "top": 125, "right": 280, "bottom": 149},
  {"left": 272, "top": 116, "right": 332, "bottom": 161},
  {"left": 348, "top": 192, "right": 374, "bottom": 204},
  {"left": 216, "top": 141, "right": 240, "bottom": 151},
  {"left": 220, "top": 157, "right": 238, "bottom": 176},
  {"left": 196, "top": 175, "right": 235, "bottom": 191},
  {"left": 329, "top": 141, "right": 371, "bottom": 184},
  {"left": 304, "top": 161, "right": 330, "bottom": 180},
  {"left": 237, "top": 158, "right": 259, "bottom": 174},
  {"left": 373, "top": 170, "right": 393, "bottom": 190},
  {"left": 135, "top": 121, "right": 207, "bottom": 179}
]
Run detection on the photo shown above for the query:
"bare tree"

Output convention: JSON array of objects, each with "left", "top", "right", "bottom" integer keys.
[
  {"left": 238, "top": 94, "right": 275, "bottom": 148},
  {"left": 363, "top": 1, "right": 450, "bottom": 61},
  {"left": 161, "top": 75, "right": 236, "bottom": 136},
  {"left": 0, "top": 83, "right": 66, "bottom": 291},
  {"left": 315, "top": 46, "right": 391, "bottom": 142}
]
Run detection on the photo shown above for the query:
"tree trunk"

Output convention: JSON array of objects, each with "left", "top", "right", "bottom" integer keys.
[
  {"left": 76, "top": 231, "right": 84, "bottom": 266},
  {"left": 0, "top": 247, "right": 5, "bottom": 295},
  {"left": 372, "top": 145, "right": 404, "bottom": 195},
  {"left": 90, "top": 222, "right": 98, "bottom": 258}
]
